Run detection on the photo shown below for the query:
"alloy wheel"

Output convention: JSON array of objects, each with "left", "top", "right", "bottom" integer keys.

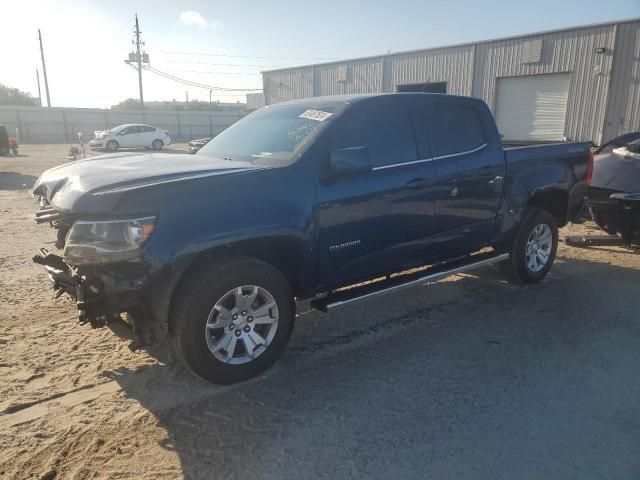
[
  {"left": 525, "top": 223, "right": 553, "bottom": 272},
  {"left": 204, "top": 285, "right": 279, "bottom": 365}
]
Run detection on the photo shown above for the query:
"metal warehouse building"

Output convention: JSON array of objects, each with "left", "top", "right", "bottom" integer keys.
[{"left": 262, "top": 18, "right": 640, "bottom": 145}]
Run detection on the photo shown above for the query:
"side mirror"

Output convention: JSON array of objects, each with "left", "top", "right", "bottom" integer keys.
[{"left": 325, "top": 146, "right": 372, "bottom": 180}]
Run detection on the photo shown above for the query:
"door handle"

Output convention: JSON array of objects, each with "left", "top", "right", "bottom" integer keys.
[{"left": 405, "top": 178, "right": 433, "bottom": 189}]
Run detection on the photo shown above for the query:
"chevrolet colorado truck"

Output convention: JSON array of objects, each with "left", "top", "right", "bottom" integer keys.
[{"left": 32, "top": 93, "right": 592, "bottom": 384}]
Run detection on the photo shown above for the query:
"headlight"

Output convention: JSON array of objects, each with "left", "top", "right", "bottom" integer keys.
[{"left": 63, "top": 217, "right": 156, "bottom": 265}]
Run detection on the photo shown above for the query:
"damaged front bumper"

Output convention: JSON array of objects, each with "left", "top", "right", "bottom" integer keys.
[{"left": 32, "top": 248, "right": 147, "bottom": 329}]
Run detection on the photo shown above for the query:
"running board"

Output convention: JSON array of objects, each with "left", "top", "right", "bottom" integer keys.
[{"left": 310, "top": 251, "right": 509, "bottom": 312}]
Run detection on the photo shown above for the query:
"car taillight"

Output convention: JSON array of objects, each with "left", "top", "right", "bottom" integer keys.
[{"left": 586, "top": 151, "right": 594, "bottom": 185}]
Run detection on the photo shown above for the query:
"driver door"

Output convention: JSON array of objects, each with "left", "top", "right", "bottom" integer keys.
[
  {"left": 118, "top": 126, "right": 140, "bottom": 147},
  {"left": 315, "top": 98, "right": 438, "bottom": 289}
]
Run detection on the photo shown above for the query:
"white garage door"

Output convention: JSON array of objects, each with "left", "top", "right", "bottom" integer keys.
[{"left": 495, "top": 73, "right": 571, "bottom": 142}]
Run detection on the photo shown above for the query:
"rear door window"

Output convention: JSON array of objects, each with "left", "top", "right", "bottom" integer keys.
[
  {"left": 333, "top": 102, "right": 417, "bottom": 167},
  {"left": 427, "top": 103, "right": 486, "bottom": 156}
]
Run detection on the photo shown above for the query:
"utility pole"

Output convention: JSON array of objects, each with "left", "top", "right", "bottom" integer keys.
[
  {"left": 134, "top": 14, "right": 144, "bottom": 108},
  {"left": 36, "top": 68, "right": 42, "bottom": 107},
  {"left": 38, "top": 29, "right": 51, "bottom": 107}
]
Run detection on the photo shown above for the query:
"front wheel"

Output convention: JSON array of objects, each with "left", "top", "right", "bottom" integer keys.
[
  {"left": 106, "top": 140, "right": 119, "bottom": 152},
  {"left": 170, "top": 256, "right": 295, "bottom": 384},
  {"left": 151, "top": 139, "right": 163, "bottom": 150},
  {"left": 499, "top": 208, "right": 558, "bottom": 284}
]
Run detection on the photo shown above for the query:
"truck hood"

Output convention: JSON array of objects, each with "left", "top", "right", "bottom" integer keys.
[{"left": 33, "top": 151, "right": 262, "bottom": 211}]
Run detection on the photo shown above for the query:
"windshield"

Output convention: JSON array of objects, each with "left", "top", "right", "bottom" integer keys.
[{"left": 197, "top": 102, "right": 345, "bottom": 165}]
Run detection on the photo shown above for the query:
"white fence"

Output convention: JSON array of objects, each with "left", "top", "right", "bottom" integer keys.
[{"left": 0, "top": 106, "right": 245, "bottom": 144}]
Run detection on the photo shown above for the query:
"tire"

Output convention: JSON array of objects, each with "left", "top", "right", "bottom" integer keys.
[
  {"left": 106, "top": 140, "right": 119, "bottom": 152},
  {"left": 170, "top": 256, "right": 295, "bottom": 384},
  {"left": 498, "top": 208, "right": 558, "bottom": 285},
  {"left": 152, "top": 139, "right": 163, "bottom": 150}
]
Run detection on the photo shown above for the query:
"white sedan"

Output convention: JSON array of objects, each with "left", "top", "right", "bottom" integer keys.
[{"left": 89, "top": 124, "right": 171, "bottom": 152}]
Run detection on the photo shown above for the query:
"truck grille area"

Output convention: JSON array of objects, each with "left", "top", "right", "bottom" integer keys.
[{"left": 35, "top": 206, "right": 73, "bottom": 249}]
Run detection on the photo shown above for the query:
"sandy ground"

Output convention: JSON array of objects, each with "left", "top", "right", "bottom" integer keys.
[{"left": 1, "top": 144, "right": 639, "bottom": 479}]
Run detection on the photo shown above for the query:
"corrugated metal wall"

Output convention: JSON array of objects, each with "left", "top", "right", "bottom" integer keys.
[
  {"left": 262, "top": 19, "right": 640, "bottom": 144},
  {"left": 263, "top": 68, "right": 314, "bottom": 105},
  {"left": 603, "top": 22, "right": 640, "bottom": 141},
  {"left": 315, "top": 58, "right": 384, "bottom": 96},
  {"left": 473, "top": 24, "right": 616, "bottom": 143},
  {"left": 389, "top": 45, "right": 475, "bottom": 96}
]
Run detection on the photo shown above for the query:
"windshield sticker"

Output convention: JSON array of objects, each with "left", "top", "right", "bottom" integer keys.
[{"left": 299, "top": 109, "right": 333, "bottom": 122}]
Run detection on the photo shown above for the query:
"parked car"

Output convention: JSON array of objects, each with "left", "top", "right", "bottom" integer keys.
[
  {"left": 0, "top": 124, "right": 18, "bottom": 155},
  {"left": 32, "top": 93, "right": 591, "bottom": 384},
  {"left": 188, "top": 137, "right": 211, "bottom": 154},
  {"left": 587, "top": 131, "right": 640, "bottom": 243},
  {"left": 89, "top": 124, "right": 171, "bottom": 152}
]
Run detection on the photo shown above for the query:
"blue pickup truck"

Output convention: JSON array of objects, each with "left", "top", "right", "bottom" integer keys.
[{"left": 33, "top": 93, "right": 591, "bottom": 384}]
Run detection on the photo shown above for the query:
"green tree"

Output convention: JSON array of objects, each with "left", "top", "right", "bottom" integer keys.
[
  {"left": 0, "top": 84, "right": 39, "bottom": 106},
  {"left": 111, "top": 98, "right": 142, "bottom": 110}
]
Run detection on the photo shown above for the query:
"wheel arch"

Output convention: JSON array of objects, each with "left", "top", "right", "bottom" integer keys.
[
  {"left": 166, "top": 234, "right": 312, "bottom": 333},
  {"left": 527, "top": 187, "right": 568, "bottom": 227}
]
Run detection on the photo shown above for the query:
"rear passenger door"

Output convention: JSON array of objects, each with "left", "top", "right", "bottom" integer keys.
[
  {"left": 316, "top": 98, "right": 438, "bottom": 287},
  {"left": 419, "top": 100, "right": 505, "bottom": 256},
  {"left": 141, "top": 126, "right": 157, "bottom": 146}
]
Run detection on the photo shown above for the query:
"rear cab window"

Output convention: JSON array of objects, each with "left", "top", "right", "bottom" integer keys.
[{"left": 426, "top": 103, "right": 486, "bottom": 157}]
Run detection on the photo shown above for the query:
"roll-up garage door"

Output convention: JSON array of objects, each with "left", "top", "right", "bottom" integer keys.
[{"left": 495, "top": 73, "right": 571, "bottom": 142}]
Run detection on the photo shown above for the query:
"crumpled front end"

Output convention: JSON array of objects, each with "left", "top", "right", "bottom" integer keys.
[{"left": 31, "top": 196, "right": 152, "bottom": 333}]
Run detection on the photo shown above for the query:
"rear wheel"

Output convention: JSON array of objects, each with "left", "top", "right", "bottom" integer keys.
[
  {"left": 106, "top": 140, "right": 119, "bottom": 152},
  {"left": 170, "top": 256, "right": 295, "bottom": 384},
  {"left": 499, "top": 208, "right": 558, "bottom": 284},
  {"left": 152, "top": 139, "right": 163, "bottom": 150}
]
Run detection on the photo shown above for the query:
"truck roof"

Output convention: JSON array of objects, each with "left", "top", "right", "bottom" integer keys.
[{"left": 274, "top": 92, "right": 486, "bottom": 107}]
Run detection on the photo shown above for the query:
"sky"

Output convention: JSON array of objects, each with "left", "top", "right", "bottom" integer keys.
[{"left": 2, "top": 0, "right": 639, "bottom": 108}]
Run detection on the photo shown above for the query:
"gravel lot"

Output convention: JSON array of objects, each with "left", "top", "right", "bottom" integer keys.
[{"left": 1, "top": 144, "right": 639, "bottom": 480}]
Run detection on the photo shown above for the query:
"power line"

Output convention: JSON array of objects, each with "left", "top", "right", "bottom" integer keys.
[
  {"left": 144, "top": 65, "right": 262, "bottom": 91},
  {"left": 129, "top": 63, "right": 262, "bottom": 92},
  {"left": 154, "top": 59, "right": 285, "bottom": 68},
  {"left": 175, "top": 70, "right": 260, "bottom": 76},
  {"left": 151, "top": 49, "right": 334, "bottom": 61},
  {"left": 125, "top": 64, "right": 259, "bottom": 97},
  {"left": 110, "top": 16, "right": 134, "bottom": 42}
]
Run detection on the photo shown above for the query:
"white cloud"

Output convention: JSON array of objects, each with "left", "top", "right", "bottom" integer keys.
[{"left": 179, "top": 10, "right": 222, "bottom": 29}]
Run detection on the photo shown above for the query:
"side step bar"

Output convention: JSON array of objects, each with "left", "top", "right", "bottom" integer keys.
[{"left": 310, "top": 251, "right": 509, "bottom": 312}]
